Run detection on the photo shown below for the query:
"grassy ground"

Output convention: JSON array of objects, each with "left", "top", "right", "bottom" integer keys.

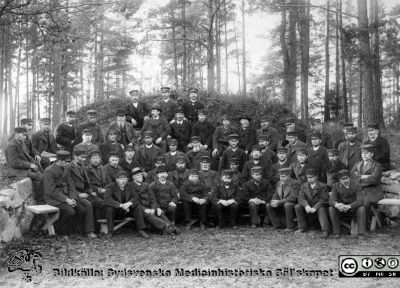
[{"left": 1, "top": 225, "right": 399, "bottom": 288}]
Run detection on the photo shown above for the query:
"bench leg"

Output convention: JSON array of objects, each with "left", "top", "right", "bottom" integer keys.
[
  {"left": 113, "top": 218, "right": 132, "bottom": 232},
  {"left": 41, "top": 212, "right": 59, "bottom": 236},
  {"left": 370, "top": 206, "right": 382, "bottom": 232},
  {"left": 99, "top": 223, "right": 108, "bottom": 234},
  {"left": 351, "top": 219, "right": 358, "bottom": 236}
]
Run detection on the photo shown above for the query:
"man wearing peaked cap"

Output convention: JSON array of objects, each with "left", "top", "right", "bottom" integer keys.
[
  {"left": 291, "top": 146, "right": 315, "bottom": 185},
  {"left": 238, "top": 114, "right": 257, "bottom": 155},
  {"left": 170, "top": 107, "right": 192, "bottom": 152},
  {"left": 295, "top": 167, "right": 330, "bottom": 238},
  {"left": 158, "top": 86, "right": 178, "bottom": 122},
  {"left": 141, "top": 102, "right": 171, "bottom": 154},
  {"left": 218, "top": 133, "right": 248, "bottom": 173},
  {"left": 118, "top": 144, "right": 139, "bottom": 181},
  {"left": 211, "top": 114, "right": 237, "bottom": 170},
  {"left": 268, "top": 146, "right": 291, "bottom": 188},
  {"left": 32, "top": 117, "right": 58, "bottom": 169},
  {"left": 136, "top": 130, "right": 162, "bottom": 172},
  {"left": 55, "top": 110, "right": 79, "bottom": 153},
  {"left": 329, "top": 168, "right": 366, "bottom": 239},
  {"left": 108, "top": 109, "right": 136, "bottom": 148},
  {"left": 186, "top": 135, "right": 210, "bottom": 170},
  {"left": 242, "top": 165, "right": 274, "bottom": 228},
  {"left": 257, "top": 115, "right": 279, "bottom": 152},
  {"left": 321, "top": 148, "right": 346, "bottom": 191},
  {"left": 103, "top": 151, "right": 123, "bottom": 185},
  {"left": 338, "top": 125, "right": 361, "bottom": 171},
  {"left": 307, "top": 131, "right": 329, "bottom": 178},
  {"left": 364, "top": 123, "right": 390, "bottom": 171},
  {"left": 182, "top": 87, "right": 204, "bottom": 122},
  {"left": 198, "top": 153, "right": 220, "bottom": 197},
  {"left": 145, "top": 156, "right": 167, "bottom": 184},
  {"left": 240, "top": 145, "right": 269, "bottom": 186},
  {"left": 126, "top": 88, "right": 149, "bottom": 129},
  {"left": 285, "top": 128, "right": 307, "bottom": 164},
  {"left": 73, "top": 128, "right": 99, "bottom": 165},
  {"left": 86, "top": 149, "right": 108, "bottom": 205},
  {"left": 306, "top": 118, "right": 333, "bottom": 149},
  {"left": 99, "top": 127, "right": 124, "bottom": 165},
  {"left": 190, "top": 108, "right": 215, "bottom": 151},
  {"left": 77, "top": 109, "right": 104, "bottom": 146},
  {"left": 164, "top": 138, "right": 190, "bottom": 172}
]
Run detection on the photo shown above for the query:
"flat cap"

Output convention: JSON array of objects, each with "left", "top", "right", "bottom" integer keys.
[
  {"left": 200, "top": 155, "right": 211, "bottom": 163},
  {"left": 56, "top": 151, "right": 71, "bottom": 161},
  {"left": 239, "top": 114, "right": 252, "bottom": 122},
  {"left": 189, "top": 169, "right": 199, "bottom": 175},
  {"left": 161, "top": 86, "right": 171, "bottom": 92},
  {"left": 188, "top": 87, "right": 198, "bottom": 94},
  {"left": 343, "top": 122, "right": 354, "bottom": 128},
  {"left": 228, "top": 157, "right": 240, "bottom": 164},
  {"left": 150, "top": 103, "right": 162, "bottom": 112},
  {"left": 176, "top": 155, "right": 187, "bottom": 163},
  {"left": 286, "top": 129, "right": 298, "bottom": 137},
  {"left": 131, "top": 167, "right": 143, "bottom": 176},
  {"left": 168, "top": 138, "right": 178, "bottom": 145},
  {"left": 116, "top": 171, "right": 129, "bottom": 179},
  {"left": 142, "top": 130, "right": 154, "bottom": 138},
  {"left": 250, "top": 166, "right": 263, "bottom": 174},
  {"left": 191, "top": 135, "right": 200, "bottom": 143},
  {"left": 367, "top": 123, "right": 379, "bottom": 130},
  {"left": 116, "top": 109, "right": 126, "bottom": 117},
  {"left": 124, "top": 145, "right": 135, "bottom": 152},
  {"left": 277, "top": 146, "right": 288, "bottom": 153},
  {"left": 155, "top": 165, "right": 168, "bottom": 174},
  {"left": 65, "top": 111, "right": 76, "bottom": 116},
  {"left": 40, "top": 118, "right": 51, "bottom": 124},
  {"left": 347, "top": 127, "right": 357, "bottom": 133},
  {"left": 109, "top": 151, "right": 120, "bottom": 158},
  {"left": 278, "top": 167, "right": 291, "bottom": 175},
  {"left": 228, "top": 134, "right": 239, "bottom": 140},
  {"left": 305, "top": 168, "right": 317, "bottom": 176},
  {"left": 310, "top": 131, "right": 321, "bottom": 139},
  {"left": 20, "top": 118, "right": 33, "bottom": 125},
  {"left": 81, "top": 128, "right": 92, "bottom": 135},
  {"left": 361, "top": 144, "right": 374, "bottom": 152},
  {"left": 129, "top": 89, "right": 139, "bottom": 95},
  {"left": 155, "top": 156, "right": 166, "bottom": 164},
  {"left": 87, "top": 150, "right": 101, "bottom": 159},
  {"left": 14, "top": 127, "right": 28, "bottom": 133},
  {"left": 296, "top": 147, "right": 308, "bottom": 155},
  {"left": 221, "top": 169, "right": 234, "bottom": 177},
  {"left": 175, "top": 107, "right": 184, "bottom": 114},
  {"left": 285, "top": 118, "right": 296, "bottom": 125},
  {"left": 327, "top": 149, "right": 339, "bottom": 156},
  {"left": 337, "top": 169, "right": 350, "bottom": 179},
  {"left": 73, "top": 147, "right": 87, "bottom": 156},
  {"left": 87, "top": 110, "right": 97, "bottom": 116},
  {"left": 251, "top": 145, "right": 262, "bottom": 152}
]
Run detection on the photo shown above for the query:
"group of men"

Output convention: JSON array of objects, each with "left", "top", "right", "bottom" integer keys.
[{"left": 4, "top": 86, "right": 391, "bottom": 240}]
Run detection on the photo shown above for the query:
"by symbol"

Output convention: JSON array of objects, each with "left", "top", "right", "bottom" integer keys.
[
  {"left": 362, "top": 258, "right": 373, "bottom": 269},
  {"left": 387, "top": 258, "right": 399, "bottom": 269},
  {"left": 374, "top": 258, "right": 386, "bottom": 269}
]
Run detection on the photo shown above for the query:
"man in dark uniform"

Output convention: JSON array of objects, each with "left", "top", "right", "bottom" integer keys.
[
  {"left": 126, "top": 89, "right": 149, "bottom": 130},
  {"left": 104, "top": 152, "right": 123, "bottom": 185},
  {"left": 307, "top": 131, "right": 328, "bottom": 179},
  {"left": 286, "top": 129, "right": 307, "bottom": 164},
  {"left": 338, "top": 126, "right": 361, "bottom": 170},
  {"left": 86, "top": 150, "right": 107, "bottom": 199},
  {"left": 31, "top": 118, "right": 58, "bottom": 169},
  {"left": 240, "top": 145, "right": 271, "bottom": 186},
  {"left": 219, "top": 134, "right": 248, "bottom": 173},
  {"left": 292, "top": 148, "right": 315, "bottom": 185},
  {"left": 99, "top": 128, "right": 124, "bottom": 165},
  {"left": 186, "top": 136, "right": 210, "bottom": 170},
  {"left": 285, "top": 118, "right": 307, "bottom": 143},
  {"left": 212, "top": 169, "right": 242, "bottom": 229},
  {"left": 104, "top": 171, "right": 150, "bottom": 238},
  {"left": 199, "top": 156, "right": 220, "bottom": 197},
  {"left": 306, "top": 119, "right": 332, "bottom": 148},
  {"left": 321, "top": 149, "right": 346, "bottom": 191},
  {"left": 211, "top": 115, "right": 237, "bottom": 171},
  {"left": 190, "top": 109, "right": 215, "bottom": 151},
  {"left": 266, "top": 167, "right": 299, "bottom": 231},
  {"left": 365, "top": 123, "right": 391, "bottom": 171},
  {"left": 169, "top": 155, "right": 190, "bottom": 189},
  {"left": 329, "top": 169, "right": 367, "bottom": 239},
  {"left": 164, "top": 138, "right": 190, "bottom": 171},
  {"left": 137, "top": 130, "right": 162, "bottom": 172},
  {"left": 182, "top": 88, "right": 204, "bottom": 123},
  {"left": 169, "top": 108, "right": 192, "bottom": 152},
  {"left": 242, "top": 166, "right": 273, "bottom": 228},
  {"left": 149, "top": 165, "right": 179, "bottom": 225},
  {"left": 118, "top": 145, "right": 139, "bottom": 181},
  {"left": 237, "top": 114, "right": 257, "bottom": 154},
  {"left": 61, "top": 148, "right": 97, "bottom": 238},
  {"left": 145, "top": 156, "right": 167, "bottom": 184},
  {"left": 108, "top": 110, "right": 136, "bottom": 148},
  {"left": 180, "top": 169, "right": 209, "bottom": 230},
  {"left": 5, "top": 127, "right": 43, "bottom": 202},
  {"left": 268, "top": 146, "right": 291, "bottom": 188},
  {"left": 294, "top": 168, "right": 330, "bottom": 238},
  {"left": 141, "top": 104, "right": 171, "bottom": 153},
  {"left": 257, "top": 116, "right": 279, "bottom": 152},
  {"left": 55, "top": 110, "right": 79, "bottom": 153},
  {"left": 77, "top": 110, "right": 104, "bottom": 145},
  {"left": 158, "top": 86, "right": 178, "bottom": 122}
]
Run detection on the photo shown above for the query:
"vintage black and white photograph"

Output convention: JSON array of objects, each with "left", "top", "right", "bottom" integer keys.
[{"left": 0, "top": 0, "right": 400, "bottom": 287}]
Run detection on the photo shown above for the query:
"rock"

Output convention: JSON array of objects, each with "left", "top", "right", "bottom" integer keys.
[
  {"left": 10, "top": 178, "right": 32, "bottom": 201},
  {"left": 0, "top": 188, "right": 23, "bottom": 209},
  {"left": 0, "top": 207, "right": 22, "bottom": 242}
]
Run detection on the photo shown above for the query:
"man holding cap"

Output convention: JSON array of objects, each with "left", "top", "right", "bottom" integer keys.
[
  {"left": 338, "top": 126, "right": 361, "bottom": 170},
  {"left": 182, "top": 88, "right": 204, "bottom": 122},
  {"left": 295, "top": 168, "right": 330, "bottom": 238},
  {"left": 77, "top": 110, "right": 104, "bottom": 145},
  {"left": 104, "top": 170, "right": 150, "bottom": 238},
  {"left": 266, "top": 167, "right": 299, "bottom": 231},
  {"left": 169, "top": 108, "right": 192, "bottom": 152},
  {"left": 329, "top": 169, "right": 366, "bottom": 239},
  {"left": 126, "top": 89, "right": 149, "bottom": 130},
  {"left": 108, "top": 110, "right": 136, "bottom": 148},
  {"left": 190, "top": 109, "right": 215, "bottom": 151},
  {"left": 55, "top": 111, "right": 79, "bottom": 153},
  {"left": 365, "top": 123, "right": 390, "bottom": 171},
  {"left": 5, "top": 127, "right": 43, "bottom": 202},
  {"left": 158, "top": 86, "right": 178, "bottom": 122},
  {"left": 257, "top": 116, "right": 279, "bottom": 152},
  {"left": 237, "top": 114, "right": 257, "bottom": 154},
  {"left": 31, "top": 117, "right": 58, "bottom": 169}
]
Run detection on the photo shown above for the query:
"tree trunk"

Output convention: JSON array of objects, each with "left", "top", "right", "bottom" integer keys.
[
  {"left": 171, "top": 1, "right": 179, "bottom": 88},
  {"left": 233, "top": 18, "right": 241, "bottom": 93},
  {"left": 216, "top": 0, "right": 222, "bottom": 94},
  {"left": 207, "top": 0, "right": 215, "bottom": 93},
  {"left": 299, "top": 0, "right": 310, "bottom": 121},
  {"left": 324, "top": 0, "right": 330, "bottom": 121},
  {"left": 181, "top": 0, "right": 187, "bottom": 89},
  {"left": 224, "top": 0, "right": 229, "bottom": 93},
  {"left": 241, "top": 0, "right": 246, "bottom": 96},
  {"left": 287, "top": 0, "right": 298, "bottom": 112},
  {"left": 0, "top": 25, "right": 5, "bottom": 134},
  {"left": 339, "top": 0, "right": 349, "bottom": 122},
  {"left": 335, "top": 0, "right": 340, "bottom": 120}
]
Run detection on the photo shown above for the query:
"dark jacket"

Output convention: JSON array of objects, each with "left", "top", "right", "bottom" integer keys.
[
  {"left": 321, "top": 160, "right": 346, "bottom": 188},
  {"left": 141, "top": 117, "right": 171, "bottom": 140},
  {"left": 212, "top": 183, "right": 242, "bottom": 204},
  {"left": 329, "top": 181, "right": 363, "bottom": 210},
  {"left": 77, "top": 121, "right": 104, "bottom": 145},
  {"left": 351, "top": 160, "right": 384, "bottom": 204},
  {"left": 242, "top": 179, "right": 273, "bottom": 203},
  {"left": 307, "top": 146, "right": 329, "bottom": 173},
  {"left": 86, "top": 164, "right": 107, "bottom": 194},
  {"left": 238, "top": 127, "right": 257, "bottom": 153},
  {"left": 191, "top": 120, "right": 215, "bottom": 148},
  {"left": 306, "top": 130, "right": 333, "bottom": 149},
  {"left": 104, "top": 164, "right": 123, "bottom": 185},
  {"left": 365, "top": 136, "right": 391, "bottom": 171},
  {"left": 212, "top": 125, "right": 237, "bottom": 151},
  {"left": 240, "top": 159, "right": 270, "bottom": 186},
  {"left": 268, "top": 159, "right": 291, "bottom": 187},
  {"left": 180, "top": 181, "right": 209, "bottom": 201},
  {"left": 31, "top": 130, "right": 58, "bottom": 155},
  {"left": 62, "top": 162, "right": 91, "bottom": 199},
  {"left": 186, "top": 149, "right": 210, "bottom": 170},
  {"left": 104, "top": 182, "right": 139, "bottom": 208},
  {"left": 5, "top": 139, "right": 36, "bottom": 177},
  {"left": 42, "top": 163, "right": 68, "bottom": 206},
  {"left": 163, "top": 151, "right": 190, "bottom": 171},
  {"left": 137, "top": 144, "right": 162, "bottom": 172},
  {"left": 291, "top": 161, "right": 315, "bottom": 184},
  {"left": 99, "top": 141, "right": 124, "bottom": 165},
  {"left": 119, "top": 157, "right": 140, "bottom": 180},
  {"left": 108, "top": 121, "right": 136, "bottom": 146},
  {"left": 298, "top": 181, "right": 328, "bottom": 210},
  {"left": 257, "top": 126, "right": 280, "bottom": 152},
  {"left": 158, "top": 99, "right": 178, "bottom": 122},
  {"left": 286, "top": 140, "right": 307, "bottom": 164},
  {"left": 338, "top": 140, "right": 361, "bottom": 171},
  {"left": 126, "top": 101, "right": 149, "bottom": 129},
  {"left": 199, "top": 169, "right": 220, "bottom": 195},
  {"left": 170, "top": 120, "right": 192, "bottom": 148},
  {"left": 149, "top": 180, "right": 179, "bottom": 208},
  {"left": 182, "top": 100, "right": 204, "bottom": 122},
  {"left": 55, "top": 123, "right": 79, "bottom": 152},
  {"left": 271, "top": 178, "right": 299, "bottom": 204},
  {"left": 132, "top": 181, "right": 158, "bottom": 210},
  {"left": 219, "top": 147, "right": 248, "bottom": 172},
  {"left": 169, "top": 169, "right": 190, "bottom": 189}
]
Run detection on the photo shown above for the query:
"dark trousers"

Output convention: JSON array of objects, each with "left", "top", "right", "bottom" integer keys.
[
  {"left": 56, "top": 198, "right": 95, "bottom": 234},
  {"left": 26, "top": 171, "right": 44, "bottom": 204},
  {"left": 249, "top": 203, "right": 267, "bottom": 225},
  {"left": 183, "top": 200, "right": 207, "bottom": 224},
  {"left": 266, "top": 202, "right": 295, "bottom": 229},
  {"left": 105, "top": 205, "right": 146, "bottom": 233},
  {"left": 329, "top": 206, "right": 366, "bottom": 235},
  {"left": 295, "top": 204, "right": 329, "bottom": 231},
  {"left": 160, "top": 205, "right": 177, "bottom": 223},
  {"left": 143, "top": 211, "right": 170, "bottom": 230},
  {"left": 155, "top": 139, "right": 168, "bottom": 154},
  {"left": 214, "top": 203, "right": 239, "bottom": 226}
]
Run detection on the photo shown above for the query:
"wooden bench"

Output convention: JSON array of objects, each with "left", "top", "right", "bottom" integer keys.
[
  {"left": 26, "top": 205, "right": 60, "bottom": 236},
  {"left": 97, "top": 217, "right": 134, "bottom": 234}
]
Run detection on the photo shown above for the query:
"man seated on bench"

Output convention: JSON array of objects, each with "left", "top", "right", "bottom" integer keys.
[
  {"left": 5, "top": 126, "right": 43, "bottom": 203},
  {"left": 329, "top": 169, "right": 366, "bottom": 240},
  {"left": 131, "top": 167, "right": 178, "bottom": 235},
  {"left": 104, "top": 171, "right": 150, "bottom": 239}
]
